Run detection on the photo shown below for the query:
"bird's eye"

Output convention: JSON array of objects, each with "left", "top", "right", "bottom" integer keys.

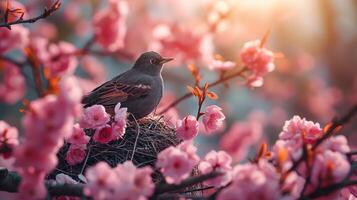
[{"left": 150, "top": 58, "right": 156, "bottom": 64}]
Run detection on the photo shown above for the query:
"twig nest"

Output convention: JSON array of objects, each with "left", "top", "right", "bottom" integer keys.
[{"left": 49, "top": 117, "right": 181, "bottom": 182}]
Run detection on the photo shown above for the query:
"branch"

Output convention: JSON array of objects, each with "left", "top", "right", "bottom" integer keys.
[
  {"left": 158, "top": 67, "right": 247, "bottom": 114},
  {"left": 151, "top": 171, "right": 223, "bottom": 198},
  {"left": 0, "top": 168, "right": 84, "bottom": 197},
  {"left": 300, "top": 180, "right": 357, "bottom": 199},
  {"left": 0, "top": 0, "right": 61, "bottom": 29}
]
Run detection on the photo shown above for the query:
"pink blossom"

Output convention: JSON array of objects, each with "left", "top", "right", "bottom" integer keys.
[
  {"left": 44, "top": 41, "right": 78, "bottom": 78},
  {"left": 80, "top": 105, "right": 110, "bottom": 129},
  {"left": 281, "top": 172, "right": 305, "bottom": 199},
  {"left": 58, "top": 76, "right": 83, "bottom": 118},
  {"left": 14, "top": 80, "right": 80, "bottom": 198},
  {"left": 114, "top": 161, "right": 154, "bottom": 199},
  {"left": 111, "top": 103, "right": 127, "bottom": 139},
  {"left": 208, "top": 58, "right": 236, "bottom": 71},
  {"left": 32, "top": 21, "right": 58, "bottom": 39},
  {"left": 311, "top": 150, "right": 350, "bottom": 187},
  {"left": 0, "top": 121, "right": 19, "bottom": 158},
  {"left": 240, "top": 40, "right": 275, "bottom": 77},
  {"left": 21, "top": 96, "right": 76, "bottom": 151},
  {"left": 202, "top": 105, "right": 225, "bottom": 134},
  {"left": 93, "top": 0, "right": 128, "bottom": 52},
  {"left": 279, "top": 115, "right": 322, "bottom": 145},
  {"left": 218, "top": 161, "right": 282, "bottom": 200},
  {"left": 67, "top": 124, "right": 90, "bottom": 145},
  {"left": 198, "top": 150, "right": 232, "bottom": 187},
  {"left": 17, "top": 170, "right": 47, "bottom": 200},
  {"left": 246, "top": 75, "right": 264, "bottom": 88},
  {"left": 93, "top": 125, "right": 116, "bottom": 144},
  {"left": 177, "top": 140, "right": 200, "bottom": 163},
  {"left": 22, "top": 95, "right": 71, "bottom": 147},
  {"left": 151, "top": 24, "right": 213, "bottom": 64},
  {"left": 65, "top": 144, "right": 87, "bottom": 166},
  {"left": 319, "top": 135, "right": 350, "bottom": 154},
  {"left": 156, "top": 141, "right": 199, "bottom": 184},
  {"left": 14, "top": 143, "right": 58, "bottom": 172},
  {"left": 0, "top": 61, "right": 26, "bottom": 104},
  {"left": 114, "top": 103, "right": 128, "bottom": 122},
  {"left": 220, "top": 122, "right": 262, "bottom": 161},
  {"left": 0, "top": 25, "right": 29, "bottom": 53},
  {"left": 85, "top": 162, "right": 118, "bottom": 200},
  {"left": 176, "top": 115, "right": 199, "bottom": 140}
]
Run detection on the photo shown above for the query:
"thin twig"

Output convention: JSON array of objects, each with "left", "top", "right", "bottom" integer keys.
[
  {"left": 159, "top": 67, "right": 247, "bottom": 114},
  {"left": 0, "top": 1, "right": 61, "bottom": 29},
  {"left": 130, "top": 114, "right": 141, "bottom": 161},
  {"left": 152, "top": 171, "right": 223, "bottom": 197}
]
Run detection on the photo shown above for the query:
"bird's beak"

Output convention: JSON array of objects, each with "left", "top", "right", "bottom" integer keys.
[{"left": 160, "top": 57, "right": 174, "bottom": 65}]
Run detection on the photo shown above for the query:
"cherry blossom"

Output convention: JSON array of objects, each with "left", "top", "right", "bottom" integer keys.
[
  {"left": 45, "top": 41, "right": 78, "bottom": 78},
  {"left": 85, "top": 161, "right": 154, "bottom": 200},
  {"left": 240, "top": 40, "right": 275, "bottom": 76},
  {"left": 0, "top": 25, "right": 29, "bottom": 54},
  {"left": 318, "top": 135, "right": 350, "bottom": 154},
  {"left": 67, "top": 124, "right": 90, "bottom": 145},
  {"left": 80, "top": 105, "right": 110, "bottom": 129},
  {"left": 151, "top": 24, "right": 213, "bottom": 64},
  {"left": 65, "top": 144, "right": 87, "bottom": 166},
  {"left": 0, "top": 121, "right": 19, "bottom": 159},
  {"left": 239, "top": 39, "right": 275, "bottom": 87},
  {"left": 85, "top": 162, "right": 118, "bottom": 200},
  {"left": 14, "top": 77, "right": 82, "bottom": 199},
  {"left": 93, "top": 125, "right": 116, "bottom": 144},
  {"left": 0, "top": 61, "right": 26, "bottom": 104},
  {"left": 311, "top": 150, "right": 350, "bottom": 187},
  {"left": 198, "top": 150, "right": 232, "bottom": 187},
  {"left": 202, "top": 105, "right": 226, "bottom": 134},
  {"left": 156, "top": 141, "right": 199, "bottom": 184},
  {"left": 218, "top": 160, "right": 282, "bottom": 200},
  {"left": 93, "top": 0, "right": 128, "bottom": 52},
  {"left": 175, "top": 115, "right": 199, "bottom": 140},
  {"left": 114, "top": 161, "right": 154, "bottom": 199}
]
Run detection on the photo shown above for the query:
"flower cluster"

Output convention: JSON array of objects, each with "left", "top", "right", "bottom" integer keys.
[
  {"left": 93, "top": 0, "right": 128, "bottom": 52},
  {"left": 240, "top": 40, "right": 275, "bottom": 87},
  {"left": 176, "top": 105, "right": 226, "bottom": 140},
  {"left": 85, "top": 161, "right": 154, "bottom": 200},
  {"left": 156, "top": 141, "right": 200, "bottom": 184},
  {"left": 65, "top": 103, "right": 127, "bottom": 166},
  {"left": 0, "top": 121, "right": 19, "bottom": 159},
  {"left": 13, "top": 77, "right": 82, "bottom": 199}
]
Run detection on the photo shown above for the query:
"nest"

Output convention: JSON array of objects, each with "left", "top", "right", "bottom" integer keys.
[{"left": 48, "top": 118, "right": 181, "bottom": 182}]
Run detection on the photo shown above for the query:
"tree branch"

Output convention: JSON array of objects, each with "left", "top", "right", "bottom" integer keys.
[
  {"left": 0, "top": 168, "right": 84, "bottom": 197},
  {"left": 151, "top": 171, "right": 223, "bottom": 198},
  {"left": 158, "top": 67, "right": 247, "bottom": 114},
  {"left": 0, "top": 0, "right": 61, "bottom": 29}
]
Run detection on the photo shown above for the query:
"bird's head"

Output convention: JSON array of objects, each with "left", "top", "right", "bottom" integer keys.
[{"left": 133, "top": 51, "right": 173, "bottom": 75}]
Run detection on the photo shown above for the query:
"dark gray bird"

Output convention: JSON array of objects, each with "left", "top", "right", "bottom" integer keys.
[{"left": 82, "top": 51, "right": 173, "bottom": 119}]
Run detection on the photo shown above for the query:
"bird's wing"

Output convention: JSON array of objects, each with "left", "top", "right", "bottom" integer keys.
[{"left": 82, "top": 79, "right": 152, "bottom": 107}]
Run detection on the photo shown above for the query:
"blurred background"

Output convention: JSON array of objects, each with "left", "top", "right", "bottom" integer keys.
[{"left": 1, "top": 0, "right": 356, "bottom": 158}]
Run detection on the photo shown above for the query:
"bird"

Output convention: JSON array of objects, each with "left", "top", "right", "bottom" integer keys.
[{"left": 81, "top": 51, "right": 173, "bottom": 119}]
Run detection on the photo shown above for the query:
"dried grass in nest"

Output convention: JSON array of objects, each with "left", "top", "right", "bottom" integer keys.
[{"left": 48, "top": 117, "right": 182, "bottom": 183}]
